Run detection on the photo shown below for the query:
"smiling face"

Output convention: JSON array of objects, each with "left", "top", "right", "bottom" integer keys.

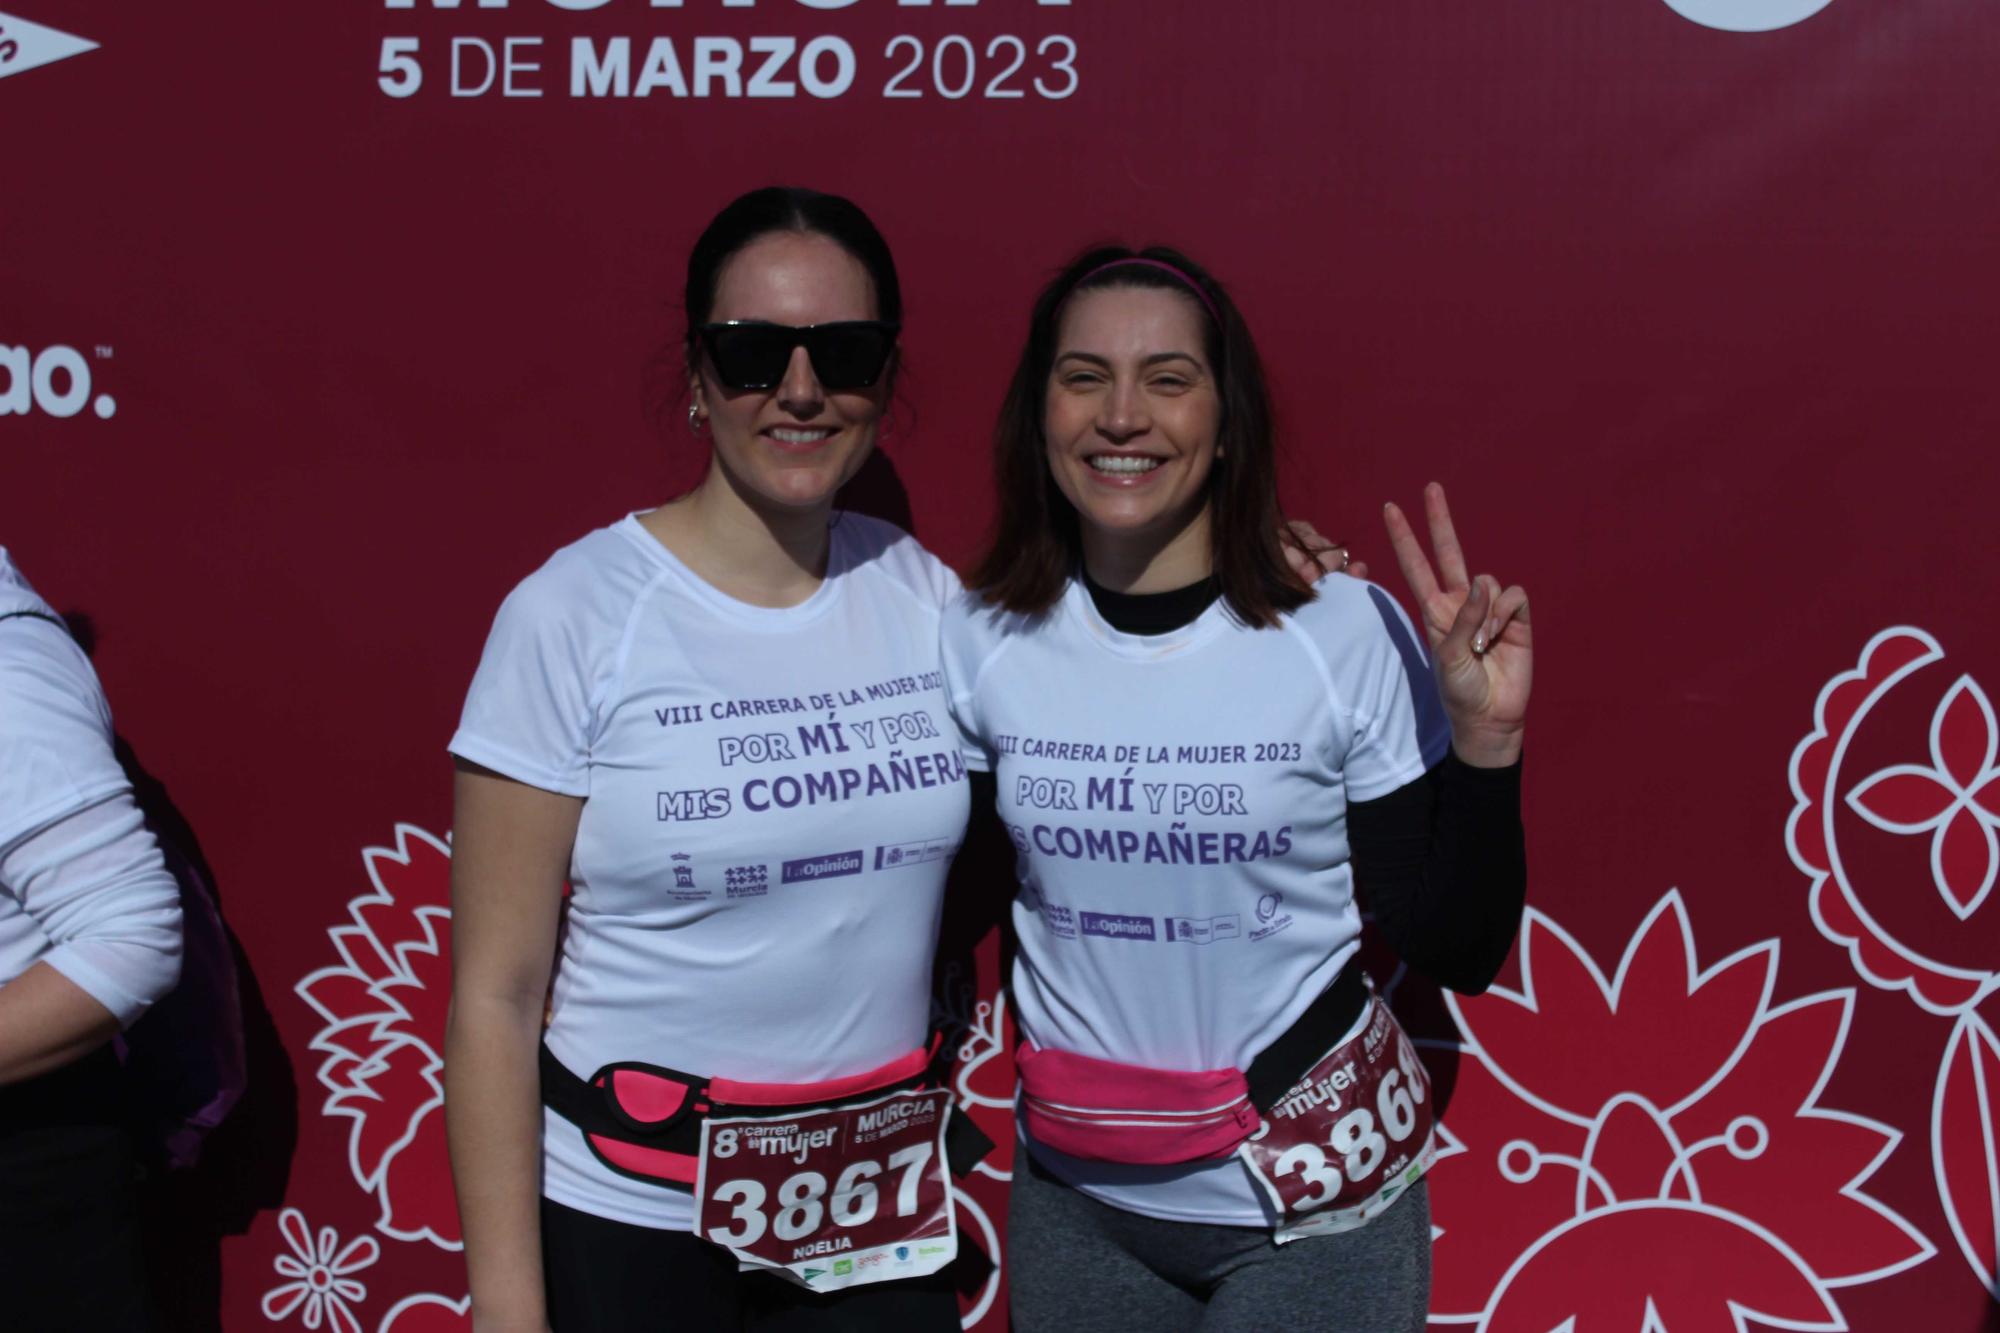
[
  {"left": 692, "top": 230, "right": 890, "bottom": 515},
  {"left": 1043, "top": 284, "right": 1222, "bottom": 586}
]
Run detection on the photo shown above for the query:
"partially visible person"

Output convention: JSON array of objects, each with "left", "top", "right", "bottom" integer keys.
[
  {"left": 944, "top": 248, "right": 1531, "bottom": 1331},
  {"left": 0, "top": 548, "right": 184, "bottom": 1332}
]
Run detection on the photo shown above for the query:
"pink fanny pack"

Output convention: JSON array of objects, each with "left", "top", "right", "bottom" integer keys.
[
  {"left": 542, "top": 1043, "right": 932, "bottom": 1188},
  {"left": 1016, "top": 1042, "right": 1263, "bottom": 1164}
]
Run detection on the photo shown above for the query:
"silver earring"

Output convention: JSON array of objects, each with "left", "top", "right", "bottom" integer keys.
[{"left": 688, "top": 403, "right": 707, "bottom": 435}]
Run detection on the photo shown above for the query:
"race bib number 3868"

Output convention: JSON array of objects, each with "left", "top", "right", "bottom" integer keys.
[
  {"left": 1237, "top": 996, "right": 1436, "bottom": 1244},
  {"left": 694, "top": 1088, "right": 957, "bottom": 1290}
]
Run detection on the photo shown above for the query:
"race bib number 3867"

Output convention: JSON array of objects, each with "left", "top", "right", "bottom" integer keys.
[
  {"left": 694, "top": 1088, "right": 957, "bottom": 1290},
  {"left": 1237, "top": 996, "right": 1436, "bottom": 1244}
]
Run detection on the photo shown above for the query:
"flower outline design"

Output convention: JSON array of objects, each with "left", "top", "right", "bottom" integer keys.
[
  {"left": 296, "top": 824, "right": 462, "bottom": 1250},
  {"left": 1424, "top": 890, "right": 1933, "bottom": 1330},
  {"left": 1847, "top": 675, "right": 2000, "bottom": 922},
  {"left": 1786, "top": 627, "right": 1997, "bottom": 1015},
  {"left": 261, "top": 1207, "right": 378, "bottom": 1333}
]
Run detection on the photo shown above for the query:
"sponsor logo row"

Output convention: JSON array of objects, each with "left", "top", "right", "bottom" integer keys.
[
  {"left": 1032, "top": 892, "right": 1298, "bottom": 944},
  {"left": 799, "top": 1240, "right": 946, "bottom": 1284},
  {"left": 661, "top": 835, "right": 957, "bottom": 900}
]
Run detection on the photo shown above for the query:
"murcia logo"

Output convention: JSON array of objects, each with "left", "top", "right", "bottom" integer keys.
[
  {"left": 0, "top": 344, "right": 117, "bottom": 420},
  {"left": 0, "top": 12, "right": 97, "bottom": 81},
  {"left": 724, "top": 864, "right": 768, "bottom": 898}
]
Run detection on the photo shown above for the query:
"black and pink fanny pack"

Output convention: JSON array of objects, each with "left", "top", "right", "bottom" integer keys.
[
  {"left": 539, "top": 1040, "right": 992, "bottom": 1188},
  {"left": 1016, "top": 966, "right": 1370, "bottom": 1164}
]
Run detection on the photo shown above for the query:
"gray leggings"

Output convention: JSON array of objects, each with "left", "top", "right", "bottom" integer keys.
[{"left": 1006, "top": 1151, "right": 1430, "bottom": 1333}]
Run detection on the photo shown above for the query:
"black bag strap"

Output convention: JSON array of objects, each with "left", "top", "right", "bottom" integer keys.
[
  {"left": 944, "top": 1100, "right": 996, "bottom": 1178},
  {"left": 1244, "top": 965, "right": 1369, "bottom": 1114}
]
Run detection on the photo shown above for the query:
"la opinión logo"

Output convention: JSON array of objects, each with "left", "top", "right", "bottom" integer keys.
[{"left": 1, "top": 344, "right": 117, "bottom": 420}]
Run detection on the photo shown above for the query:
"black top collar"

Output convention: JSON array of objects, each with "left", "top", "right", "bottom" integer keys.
[{"left": 1081, "top": 569, "right": 1222, "bottom": 636}]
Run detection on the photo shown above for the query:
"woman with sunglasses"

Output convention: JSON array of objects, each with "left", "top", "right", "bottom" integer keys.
[
  {"left": 444, "top": 187, "right": 972, "bottom": 1333},
  {"left": 940, "top": 248, "right": 1532, "bottom": 1330}
]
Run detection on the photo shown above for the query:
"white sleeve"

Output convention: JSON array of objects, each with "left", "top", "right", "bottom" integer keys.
[
  {"left": 1339, "top": 586, "right": 1453, "bottom": 801},
  {"left": 449, "top": 567, "right": 607, "bottom": 798},
  {"left": 0, "top": 795, "right": 182, "bottom": 1026},
  {"left": 938, "top": 599, "right": 996, "bottom": 774},
  {"left": 930, "top": 548, "right": 966, "bottom": 613},
  {"left": 0, "top": 624, "right": 129, "bottom": 851}
]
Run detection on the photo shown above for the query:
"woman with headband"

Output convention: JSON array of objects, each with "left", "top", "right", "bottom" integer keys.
[{"left": 940, "top": 247, "right": 1532, "bottom": 1329}]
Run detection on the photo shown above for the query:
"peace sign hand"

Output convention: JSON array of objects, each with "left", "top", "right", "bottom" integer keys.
[{"left": 1383, "top": 482, "right": 1531, "bottom": 768}]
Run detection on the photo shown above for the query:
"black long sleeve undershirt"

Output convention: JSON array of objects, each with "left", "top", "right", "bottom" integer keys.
[
  {"left": 1081, "top": 570, "right": 1526, "bottom": 996},
  {"left": 1348, "top": 752, "right": 1524, "bottom": 994}
]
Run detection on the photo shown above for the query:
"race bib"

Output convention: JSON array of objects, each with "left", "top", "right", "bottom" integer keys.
[
  {"left": 1238, "top": 995, "right": 1436, "bottom": 1243},
  {"left": 693, "top": 1088, "right": 958, "bottom": 1290}
]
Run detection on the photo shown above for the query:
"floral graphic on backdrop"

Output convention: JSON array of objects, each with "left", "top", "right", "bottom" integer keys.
[
  {"left": 938, "top": 956, "right": 1018, "bottom": 1328},
  {"left": 1787, "top": 628, "right": 1998, "bottom": 1015},
  {"left": 1789, "top": 628, "right": 2000, "bottom": 1298},
  {"left": 1423, "top": 891, "right": 1932, "bottom": 1330},
  {"left": 297, "top": 825, "right": 461, "bottom": 1251},
  {"left": 261, "top": 1208, "right": 379, "bottom": 1333},
  {"left": 1843, "top": 675, "right": 2000, "bottom": 923}
]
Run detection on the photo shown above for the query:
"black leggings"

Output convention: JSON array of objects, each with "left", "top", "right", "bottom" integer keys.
[{"left": 540, "top": 1197, "right": 963, "bottom": 1332}]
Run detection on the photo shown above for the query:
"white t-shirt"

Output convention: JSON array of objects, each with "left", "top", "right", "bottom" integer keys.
[
  {"left": 0, "top": 549, "right": 182, "bottom": 1028},
  {"left": 450, "top": 513, "right": 971, "bottom": 1230},
  {"left": 941, "top": 574, "right": 1449, "bottom": 1225}
]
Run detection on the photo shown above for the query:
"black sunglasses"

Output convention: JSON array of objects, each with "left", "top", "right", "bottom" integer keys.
[{"left": 697, "top": 320, "right": 901, "bottom": 392}]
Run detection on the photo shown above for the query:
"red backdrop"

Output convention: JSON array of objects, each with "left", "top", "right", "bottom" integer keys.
[{"left": 6, "top": 0, "right": 2000, "bottom": 1328}]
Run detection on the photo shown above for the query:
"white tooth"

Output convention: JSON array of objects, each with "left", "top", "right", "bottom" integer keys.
[{"left": 1089, "top": 455, "right": 1160, "bottom": 474}]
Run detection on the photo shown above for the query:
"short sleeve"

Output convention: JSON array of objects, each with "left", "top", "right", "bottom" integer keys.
[
  {"left": 449, "top": 565, "right": 608, "bottom": 798},
  {"left": 930, "top": 550, "right": 965, "bottom": 614},
  {"left": 2, "top": 795, "right": 182, "bottom": 1025},
  {"left": 0, "top": 621, "right": 182, "bottom": 1024},
  {"left": 938, "top": 598, "right": 996, "bottom": 774},
  {"left": 1340, "top": 587, "right": 1452, "bottom": 801}
]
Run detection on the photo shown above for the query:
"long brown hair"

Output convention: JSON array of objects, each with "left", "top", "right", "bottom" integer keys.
[{"left": 968, "top": 245, "right": 1311, "bottom": 628}]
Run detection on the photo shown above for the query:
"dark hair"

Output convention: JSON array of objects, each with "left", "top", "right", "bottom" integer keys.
[
  {"left": 967, "top": 246, "right": 1310, "bottom": 628},
  {"left": 682, "top": 186, "right": 903, "bottom": 381}
]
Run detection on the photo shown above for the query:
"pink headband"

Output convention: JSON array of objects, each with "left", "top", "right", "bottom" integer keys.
[{"left": 1073, "top": 257, "right": 1223, "bottom": 327}]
